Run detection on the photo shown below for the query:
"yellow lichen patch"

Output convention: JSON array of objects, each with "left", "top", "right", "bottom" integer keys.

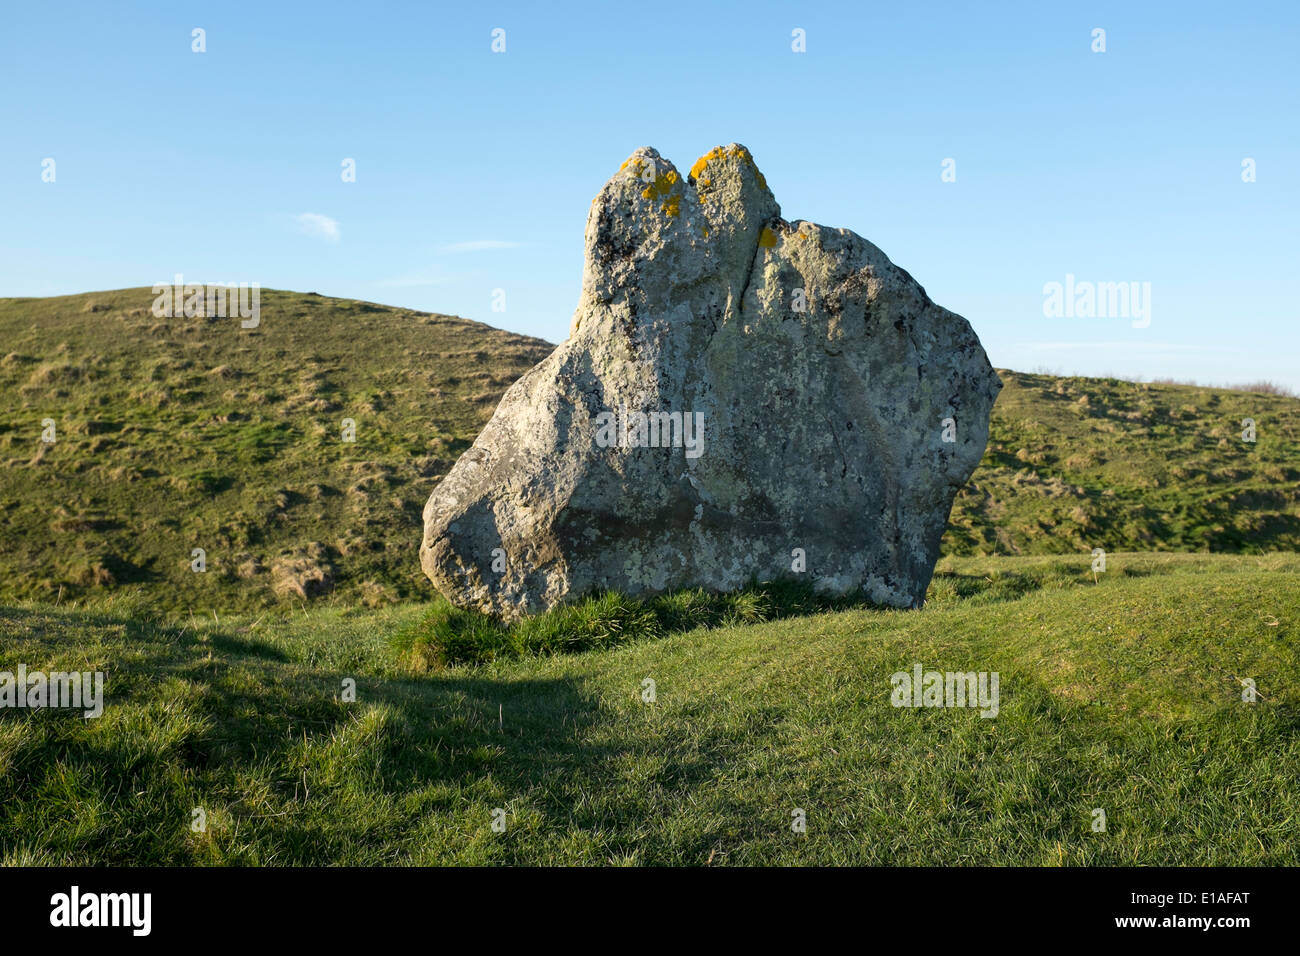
[
  {"left": 690, "top": 147, "right": 727, "bottom": 180},
  {"left": 758, "top": 227, "right": 778, "bottom": 248},
  {"left": 623, "top": 157, "right": 648, "bottom": 180},
  {"left": 639, "top": 168, "right": 683, "bottom": 215},
  {"left": 640, "top": 170, "right": 674, "bottom": 200},
  {"left": 690, "top": 144, "right": 768, "bottom": 192},
  {"left": 702, "top": 225, "right": 711, "bottom": 238}
]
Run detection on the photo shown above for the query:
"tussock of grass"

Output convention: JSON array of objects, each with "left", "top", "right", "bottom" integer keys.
[
  {"left": 392, "top": 581, "right": 871, "bottom": 669},
  {"left": 394, "top": 552, "right": 1300, "bottom": 672}
]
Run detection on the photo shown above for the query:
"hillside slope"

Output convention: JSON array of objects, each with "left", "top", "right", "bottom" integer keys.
[
  {"left": 1, "top": 288, "right": 1297, "bottom": 614},
  {"left": 0, "top": 288, "right": 552, "bottom": 613},
  {"left": 3, "top": 553, "right": 1296, "bottom": 865},
  {"left": 949, "top": 370, "right": 1300, "bottom": 555}
]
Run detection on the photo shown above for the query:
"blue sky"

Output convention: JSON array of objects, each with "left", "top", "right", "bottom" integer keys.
[{"left": 3, "top": 0, "right": 1297, "bottom": 388}]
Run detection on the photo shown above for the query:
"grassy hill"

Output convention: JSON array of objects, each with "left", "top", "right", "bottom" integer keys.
[
  {"left": 3, "top": 288, "right": 1298, "bottom": 866},
  {"left": 1, "top": 287, "right": 1297, "bottom": 617},
  {"left": 949, "top": 371, "right": 1300, "bottom": 556},
  {"left": 3, "top": 552, "right": 1296, "bottom": 865},
  {"left": 0, "top": 288, "right": 551, "bottom": 614}
]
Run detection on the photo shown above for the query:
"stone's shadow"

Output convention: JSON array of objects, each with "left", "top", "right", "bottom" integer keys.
[
  {"left": 1, "top": 600, "right": 868, "bottom": 864},
  {"left": 1, "top": 605, "right": 630, "bottom": 863}
]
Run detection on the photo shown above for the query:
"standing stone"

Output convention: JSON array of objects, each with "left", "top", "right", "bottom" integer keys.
[{"left": 421, "top": 145, "right": 1001, "bottom": 618}]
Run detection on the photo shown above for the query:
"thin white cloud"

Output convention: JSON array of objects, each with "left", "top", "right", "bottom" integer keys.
[
  {"left": 1014, "top": 341, "right": 1230, "bottom": 354},
  {"left": 294, "top": 213, "right": 341, "bottom": 242},
  {"left": 434, "top": 239, "right": 522, "bottom": 254}
]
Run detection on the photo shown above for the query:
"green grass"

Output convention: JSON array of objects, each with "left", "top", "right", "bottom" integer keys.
[
  {"left": 0, "top": 288, "right": 551, "bottom": 614},
  {"left": 391, "top": 581, "right": 867, "bottom": 668},
  {"left": 3, "top": 553, "right": 1297, "bottom": 865},
  {"left": 3, "top": 288, "right": 1298, "bottom": 865},
  {"left": 1, "top": 289, "right": 1297, "bottom": 617},
  {"left": 949, "top": 369, "right": 1300, "bottom": 555}
]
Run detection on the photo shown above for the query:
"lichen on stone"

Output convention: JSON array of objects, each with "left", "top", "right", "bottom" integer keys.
[{"left": 689, "top": 144, "right": 768, "bottom": 192}]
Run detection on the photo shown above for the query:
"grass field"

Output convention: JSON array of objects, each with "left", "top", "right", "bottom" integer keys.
[
  {"left": 952, "top": 369, "right": 1300, "bottom": 556},
  {"left": 3, "top": 553, "right": 1296, "bottom": 865},
  {"left": 0, "top": 288, "right": 551, "bottom": 614},
  {"left": 2, "top": 288, "right": 1297, "bottom": 616},
  {"left": 2, "top": 288, "right": 1297, "bottom": 866}
]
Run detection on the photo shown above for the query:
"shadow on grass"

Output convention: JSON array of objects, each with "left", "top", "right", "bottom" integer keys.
[
  {"left": 6, "top": 599, "right": 1299, "bottom": 865},
  {"left": 395, "top": 562, "right": 1177, "bottom": 671},
  {"left": 1, "top": 599, "right": 819, "bottom": 864},
  {"left": 391, "top": 579, "right": 890, "bottom": 670},
  {"left": 927, "top": 563, "right": 1157, "bottom": 605},
  {"left": 0, "top": 605, "right": 624, "bottom": 863}
]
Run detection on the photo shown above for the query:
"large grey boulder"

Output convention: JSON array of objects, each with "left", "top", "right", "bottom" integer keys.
[{"left": 420, "top": 144, "right": 1001, "bottom": 618}]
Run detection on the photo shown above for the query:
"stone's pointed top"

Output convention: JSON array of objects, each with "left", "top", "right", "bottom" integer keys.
[
  {"left": 687, "top": 143, "right": 780, "bottom": 227},
  {"left": 597, "top": 145, "right": 780, "bottom": 226},
  {"left": 619, "top": 145, "right": 667, "bottom": 170},
  {"left": 617, "top": 147, "right": 681, "bottom": 188},
  {"left": 606, "top": 147, "right": 687, "bottom": 219},
  {"left": 580, "top": 144, "right": 780, "bottom": 329},
  {"left": 689, "top": 143, "right": 767, "bottom": 192}
]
